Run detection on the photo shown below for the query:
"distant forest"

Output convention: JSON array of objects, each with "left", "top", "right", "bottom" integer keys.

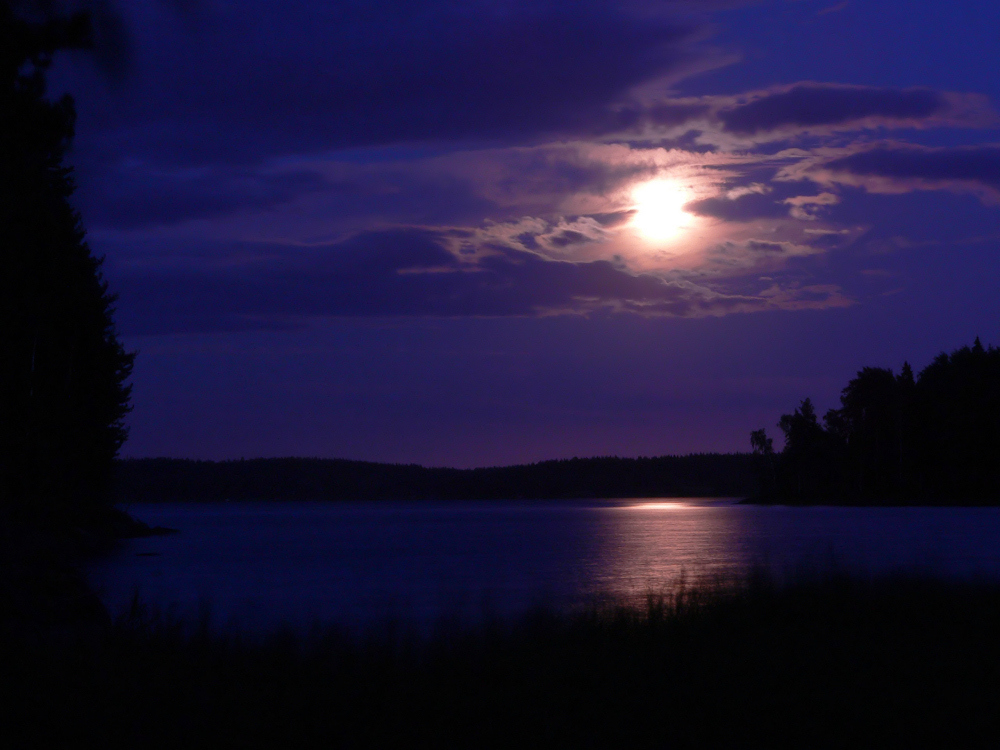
[
  {"left": 754, "top": 338, "right": 1000, "bottom": 505},
  {"left": 114, "top": 338, "right": 1000, "bottom": 506},
  {"left": 112, "top": 454, "right": 758, "bottom": 503}
]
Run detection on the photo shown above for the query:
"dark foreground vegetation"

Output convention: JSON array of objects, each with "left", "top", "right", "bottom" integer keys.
[
  {"left": 5, "top": 571, "right": 1000, "bottom": 748},
  {"left": 113, "top": 454, "right": 757, "bottom": 503},
  {"left": 752, "top": 338, "right": 1000, "bottom": 505}
]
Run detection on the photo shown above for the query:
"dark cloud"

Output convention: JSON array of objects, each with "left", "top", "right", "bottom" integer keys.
[
  {"left": 745, "top": 240, "right": 785, "bottom": 253},
  {"left": 546, "top": 81, "right": 988, "bottom": 143},
  {"left": 686, "top": 191, "right": 788, "bottom": 221},
  {"left": 820, "top": 144, "right": 1000, "bottom": 192},
  {"left": 489, "top": 147, "right": 641, "bottom": 198},
  {"left": 79, "top": 167, "right": 328, "bottom": 228},
  {"left": 61, "top": 1, "right": 708, "bottom": 169},
  {"left": 79, "top": 161, "right": 502, "bottom": 230},
  {"left": 50, "top": 1, "right": 717, "bottom": 230},
  {"left": 547, "top": 230, "right": 590, "bottom": 248},
  {"left": 586, "top": 210, "right": 635, "bottom": 228},
  {"left": 640, "top": 128, "right": 718, "bottom": 153},
  {"left": 111, "top": 229, "right": 731, "bottom": 334},
  {"left": 598, "top": 102, "right": 711, "bottom": 134},
  {"left": 718, "top": 84, "right": 951, "bottom": 135},
  {"left": 644, "top": 102, "right": 711, "bottom": 127}
]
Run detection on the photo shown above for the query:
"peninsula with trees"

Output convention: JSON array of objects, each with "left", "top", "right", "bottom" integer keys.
[{"left": 751, "top": 338, "right": 1000, "bottom": 505}]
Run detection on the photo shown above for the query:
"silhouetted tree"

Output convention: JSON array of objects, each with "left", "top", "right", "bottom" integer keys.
[
  {"left": 912, "top": 338, "right": 1000, "bottom": 500},
  {"left": 761, "top": 339, "right": 1000, "bottom": 505},
  {"left": 749, "top": 428, "right": 773, "bottom": 456},
  {"left": 828, "top": 367, "right": 901, "bottom": 498},
  {"left": 774, "top": 398, "right": 844, "bottom": 501},
  {"left": 749, "top": 428, "right": 775, "bottom": 497},
  {"left": 894, "top": 362, "right": 916, "bottom": 493},
  {"left": 0, "top": 2, "right": 133, "bottom": 523}
]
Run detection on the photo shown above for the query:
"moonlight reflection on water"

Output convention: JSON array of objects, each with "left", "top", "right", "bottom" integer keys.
[
  {"left": 87, "top": 500, "right": 1000, "bottom": 632},
  {"left": 594, "top": 500, "right": 751, "bottom": 599}
]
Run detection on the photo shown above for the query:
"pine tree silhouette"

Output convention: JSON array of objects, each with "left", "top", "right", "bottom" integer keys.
[{"left": 0, "top": 3, "right": 134, "bottom": 524}]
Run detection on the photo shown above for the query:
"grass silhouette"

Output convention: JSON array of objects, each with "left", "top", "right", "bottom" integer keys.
[{"left": 3, "top": 570, "right": 1000, "bottom": 747}]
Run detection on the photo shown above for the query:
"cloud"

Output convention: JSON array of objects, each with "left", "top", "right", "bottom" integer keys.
[
  {"left": 597, "top": 102, "right": 712, "bottom": 135},
  {"left": 783, "top": 192, "right": 840, "bottom": 220},
  {"left": 59, "top": 0, "right": 715, "bottom": 169},
  {"left": 47, "top": 3, "right": 998, "bottom": 331},
  {"left": 78, "top": 155, "right": 509, "bottom": 231},
  {"left": 80, "top": 138, "right": 727, "bottom": 233},
  {"left": 57, "top": 0, "right": 995, "bottom": 243},
  {"left": 599, "top": 84, "right": 994, "bottom": 145},
  {"left": 110, "top": 228, "right": 824, "bottom": 334},
  {"left": 699, "top": 237, "right": 822, "bottom": 274},
  {"left": 55, "top": 2, "right": 734, "bottom": 230},
  {"left": 715, "top": 84, "right": 988, "bottom": 137},
  {"left": 91, "top": 131, "right": 865, "bottom": 331},
  {"left": 78, "top": 165, "right": 329, "bottom": 228},
  {"left": 798, "top": 144, "right": 1000, "bottom": 200},
  {"left": 686, "top": 191, "right": 788, "bottom": 221},
  {"left": 684, "top": 180, "right": 844, "bottom": 223},
  {"left": 816, "top": 2, "right": 849, "bottom": 16}
]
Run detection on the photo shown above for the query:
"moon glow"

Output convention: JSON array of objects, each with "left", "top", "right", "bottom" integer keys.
[{"left": 631, "top": 180, "right": 693, "bottom": 242}]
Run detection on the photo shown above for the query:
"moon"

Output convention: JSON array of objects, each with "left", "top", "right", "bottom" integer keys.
[{"left": 630, "top": 180, "right": 693, "bottom": 242}]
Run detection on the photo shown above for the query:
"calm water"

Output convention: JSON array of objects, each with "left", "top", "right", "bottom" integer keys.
[{"left": 86, "top": 499, "right": 1000, "bottom": 632}]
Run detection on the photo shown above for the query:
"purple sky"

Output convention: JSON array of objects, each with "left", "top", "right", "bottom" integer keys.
[{"left": 47, "top": 0, "right": 1000, "bottom": 466}]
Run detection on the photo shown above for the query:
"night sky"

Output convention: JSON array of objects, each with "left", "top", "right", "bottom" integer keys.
[{"left": 48, "top": 0, "right": 1000, "bottom": 467}]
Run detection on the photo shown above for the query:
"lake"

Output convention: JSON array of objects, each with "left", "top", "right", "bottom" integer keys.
[{"left": 86, "top": 499, "right": 1000, "bottom": 633}]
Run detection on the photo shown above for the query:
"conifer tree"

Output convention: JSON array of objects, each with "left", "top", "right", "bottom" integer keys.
[{"left": 0, "top": 2, "right": 134, "bottom": 523}]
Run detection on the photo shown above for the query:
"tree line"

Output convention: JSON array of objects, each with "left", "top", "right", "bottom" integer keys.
[
  {"left": 753, "top": 338, "right": 1000, "bottom": 504},
  {"left": 113, "top": 454, "right": 758, "bottom": 503}
]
